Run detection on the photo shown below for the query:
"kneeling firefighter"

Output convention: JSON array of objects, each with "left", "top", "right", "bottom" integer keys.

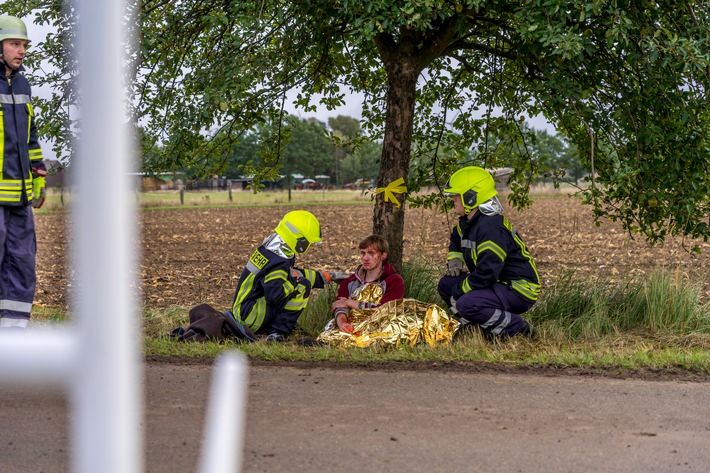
[{"left": 226, "top": 210, "right": 338, "bottom": 341}]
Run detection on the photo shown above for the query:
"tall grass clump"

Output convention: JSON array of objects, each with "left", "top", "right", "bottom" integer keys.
[
  {"left": 400, "top": 257, "right": 442, "bottom": 304},
  {"left": 296, "top": 284, "right": 338, "bottom": 337},
  {"left": 632, "top": 271, "right": 710, "bottom": 332},
  {"left": 529, "top": 270, "right": 710, "bottom": 339},
  {"left": 143, "top": 306, "right": 191, "bottom": 338}
]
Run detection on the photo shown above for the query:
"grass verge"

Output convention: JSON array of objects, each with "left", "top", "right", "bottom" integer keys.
[{"left": 33, "top": 265, "right": 710, "bottom": 374}]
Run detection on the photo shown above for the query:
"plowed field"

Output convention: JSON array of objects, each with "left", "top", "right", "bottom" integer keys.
[{"left": 34, "top": 193, "right": 710, "bottom": 311}]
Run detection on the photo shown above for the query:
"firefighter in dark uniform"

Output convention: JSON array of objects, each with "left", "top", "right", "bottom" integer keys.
[
  {"left": 227, "top": 210, "right": 335, "bottom": 341},
  {"left": 0, "top": 16, "right": 46, "bottom": 329},
  {"left": 438, "top": 166, "right": 539, "bottom": 338}
]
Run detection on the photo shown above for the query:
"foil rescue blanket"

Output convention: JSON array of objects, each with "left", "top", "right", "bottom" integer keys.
[{"left": 317, "top": 298, "right": 459, "bottom": 348}]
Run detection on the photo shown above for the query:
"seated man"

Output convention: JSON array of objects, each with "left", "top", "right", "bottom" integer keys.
[
  {"left": 315, "top": 235, "right": 404, "bottom": 343},
  {"left": 437, "top": 166, "right": 539, "bottom": 339},
  {"left": 175, "top": 210, "right": 335, "bottom": 342},
  {"left": 314, "top": 235, "right": 458, "bottom": 348},
  {"left": 330, "top": 234, "right": 405, "bottom": 331}
]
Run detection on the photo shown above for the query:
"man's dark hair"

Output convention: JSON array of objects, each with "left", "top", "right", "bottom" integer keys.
[{"left": 358, "top": 234, "right": 388, "bottom": 254}]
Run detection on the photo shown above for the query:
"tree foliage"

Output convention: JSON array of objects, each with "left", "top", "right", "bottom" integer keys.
[
  {"left": 8, "top": 0, "right": 710, "bottom": 266},
  {"left": 341, "top": 140, "right": 382, "bottom": 185}
]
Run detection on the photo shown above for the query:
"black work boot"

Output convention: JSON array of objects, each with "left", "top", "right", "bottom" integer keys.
[
  {"left": 264, "top": 332, "right": 287, "bottom": 342},
  {"left": 519, "top": 322, "right": 536, "bottom": 339}
]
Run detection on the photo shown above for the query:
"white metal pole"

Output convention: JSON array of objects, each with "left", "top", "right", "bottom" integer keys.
[
  {"left": 0, "top": 329, "right": 76, "bottom": 385},
  {"left": 72, "top": 0, "right": 143, "bottom": 472},
  {"left": 199, "top": 351, "right": 249, "bottom": 473}
]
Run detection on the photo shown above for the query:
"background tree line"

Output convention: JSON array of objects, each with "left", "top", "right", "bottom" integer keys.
[{"left": 143, "top": 113, "right": 585, "bottom": 190}]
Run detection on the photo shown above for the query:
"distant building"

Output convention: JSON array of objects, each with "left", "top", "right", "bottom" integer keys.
[
  {"left": 130, "top": 172, "right": 184, "bottom": 191},
  {"left": 44, "top": 159, "right": 67, "bottom": 188}
]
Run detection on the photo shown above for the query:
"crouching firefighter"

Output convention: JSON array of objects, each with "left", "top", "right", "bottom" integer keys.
[
  {"left": 173, "top": 210, "right": 338, "bottom": 343},
  {"left": 437, "top": 166, "right": 540, "bottom": 339}
]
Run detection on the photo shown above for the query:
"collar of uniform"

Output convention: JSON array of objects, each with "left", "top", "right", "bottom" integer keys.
[{"left": 262, "top": 232, "right": 295, "bottom": 259}]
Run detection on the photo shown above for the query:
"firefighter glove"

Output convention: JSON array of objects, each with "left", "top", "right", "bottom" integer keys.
[
  {"left": 32, "top": 176, "right": 46, "bottom": 209},
  {"left": 449, "top": 296, "right": 459, "bottom": 315},
  {"left": 316, "top": 270, "right": 332, "bottom": 284},
  {"left": 326, "top": 271, "right": 350, "bottom": 282},
  {"left": 444, "top": 258, "right": 466, "bottom": 277}
]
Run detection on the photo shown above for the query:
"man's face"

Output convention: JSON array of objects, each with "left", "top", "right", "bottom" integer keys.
[
  {"left": 2, "top": 38, "right": 28, "bottom": 71},
  {"left": 360, "top": 245, "right": 386, "bottom": 270}
]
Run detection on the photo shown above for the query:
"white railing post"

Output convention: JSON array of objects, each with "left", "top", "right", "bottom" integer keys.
[
  {"left": 199, "top": 352, "right": 249, "bottom": 473},
  {"left": 72, "top": 0, "right": 142, "bottom": 472}
]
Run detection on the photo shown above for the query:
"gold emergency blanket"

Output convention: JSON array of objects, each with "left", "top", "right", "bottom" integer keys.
[{"left": 317, "top": 298, "right": 459, "bottom": 348}]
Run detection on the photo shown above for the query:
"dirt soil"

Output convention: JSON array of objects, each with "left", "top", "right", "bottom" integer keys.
[{"left": 34, "top": 195, "right": 710, "bottom": 310}]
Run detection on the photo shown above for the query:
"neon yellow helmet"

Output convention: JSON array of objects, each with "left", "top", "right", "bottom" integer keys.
[
  {"left": 0, "top": 16, "right": 30, "bottom": 44},
  {"left": 274, "top": 210, "right": 322, "bottom": 254},
  {"left": 444, "top": 166, "right": 498, "bottom": 213}
]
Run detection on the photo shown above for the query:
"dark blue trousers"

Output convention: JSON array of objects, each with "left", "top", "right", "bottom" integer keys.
[
  {"left": 438, "top": 275, "right": 533, "bottom": 336},
  {"left": 0, "top": 206, "right": 36, "bottom": 324}
]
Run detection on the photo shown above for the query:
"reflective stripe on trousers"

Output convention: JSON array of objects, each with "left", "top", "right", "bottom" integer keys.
[
  {"left": 437, "top": 276, "right": 533, "bottom": 337},
  {"left": 0, "top": 205, "right": 36, "bottom": 321}
]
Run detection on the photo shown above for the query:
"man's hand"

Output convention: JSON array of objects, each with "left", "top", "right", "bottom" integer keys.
[
  {"left": 331, "top": 298, "right": 354, "bottom": 310},
  {"left": 291, "top": 268, "right": 304, "bottom": 280},
  {"left": 335, "top": 312, "right": 354, "bottom": 334},
  {"left": 443, "top": 258, "right": 466, "bottom": 277}
]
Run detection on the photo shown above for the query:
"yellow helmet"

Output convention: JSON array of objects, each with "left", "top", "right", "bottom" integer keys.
[
  {"left": 0, "top": 16, "right": 30, "bottom": 44},
  {"left": 274, "top": 210, "right": 322, "bottom": 254},
  {"left": 444, "top": 166, "right": 498, "bottom": 213}
]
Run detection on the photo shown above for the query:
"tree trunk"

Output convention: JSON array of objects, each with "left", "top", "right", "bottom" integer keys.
[{"left": 373, "top": 63, "right": 418, "bottom": 272}]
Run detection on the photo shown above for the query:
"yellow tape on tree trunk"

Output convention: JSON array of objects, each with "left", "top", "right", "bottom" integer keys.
[{"left": 375, "top": 177, "right": 407, "bottom": 208}]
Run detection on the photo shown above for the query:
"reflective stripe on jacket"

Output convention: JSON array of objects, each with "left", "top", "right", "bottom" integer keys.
[
  {"left": 448, "top": 212, "right": 541, "bottom": 302},
  {"left": 0, "top": 66, "right": 45, "bottom": 206},
  {"left": 231, "top": 242, "right": 326, "bottom": 332}
]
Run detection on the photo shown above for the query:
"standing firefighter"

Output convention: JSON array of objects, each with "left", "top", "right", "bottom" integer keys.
[
  {"left": 438, "top": 166, "right": 539, "bottom": 339},
  {"left": 0, "top": 16, "right": 46, "bottom": 329}
]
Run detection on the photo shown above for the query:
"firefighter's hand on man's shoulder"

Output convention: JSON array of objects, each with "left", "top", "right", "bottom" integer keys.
[{"left": 325, "top": 271, "right": 350, "bottom": 283}]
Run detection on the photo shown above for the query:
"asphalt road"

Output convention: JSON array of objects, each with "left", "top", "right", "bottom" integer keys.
[{"left": 1, "top": 361, "right": 709, "bottom": 472}]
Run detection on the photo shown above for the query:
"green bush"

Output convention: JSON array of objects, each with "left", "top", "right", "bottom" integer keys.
[{"left": 528, "top": 270, "right": 710, "bottom": 339}]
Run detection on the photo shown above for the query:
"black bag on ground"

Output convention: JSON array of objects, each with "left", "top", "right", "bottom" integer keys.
[{"left": 171, "top": 303, "right": 256, "bottom": 342}]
